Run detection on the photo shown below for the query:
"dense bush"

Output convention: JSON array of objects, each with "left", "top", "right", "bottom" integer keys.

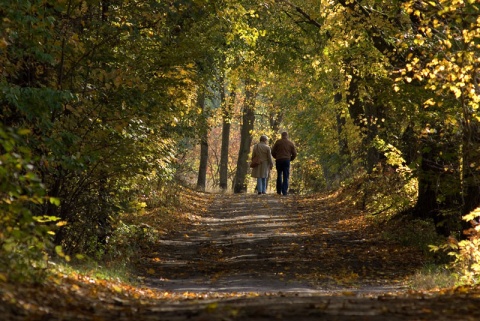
[{"left": 0, "top": 126, "right": 58, "bottom": 281}]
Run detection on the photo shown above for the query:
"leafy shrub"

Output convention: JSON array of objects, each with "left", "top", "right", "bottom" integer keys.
[
  {"left": 104, "top": 221, "right": 158, "bottom": 264},
  {"left": 0, "top": 127, "right": 59, "bottom": 282},
  {"left": 429, "top": 208, "right": 480, "bottom": 285},
  {"left": 362, "top": 138, "right": 417, "bottom": 217}
]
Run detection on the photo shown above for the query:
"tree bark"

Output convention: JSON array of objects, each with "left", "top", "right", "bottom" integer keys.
[
  {"left": 460, "top": 117, "right": 480, "bottom": 232},
  {"left": 413, "top": 127, "right": 462, "bottom": 236},
  {"left": 233, "top": 78, "right": 257, "bottom": 193},
  {"left": 345, "top": 70, "right": 382, "bottom": 173},
  {"left": 334, "top": 91, "right": 350, "bottom": 167},
  {"left": 219, "top": 83, "right": 235, "bottom": 191},
  {"left": 269, "top": 109, "right": 283, "bottom": 135},
  {"left": 196, "top": 90, "right": 208, "bottom": 191}
]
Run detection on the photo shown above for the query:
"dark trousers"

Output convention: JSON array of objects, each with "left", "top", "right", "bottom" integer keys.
[{"left": 275, "top": 159, "right": 290, "bottom": 195}]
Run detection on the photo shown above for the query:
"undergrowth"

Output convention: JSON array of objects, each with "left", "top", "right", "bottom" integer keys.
[
  {"left": 343, "top": 168, "right": 459, "bottom": 290},
  {"left": 429, "top": 207, "right": 480, "bottom": 286},
  {"left": 2, "top": 181, "right": 207, "bottom": 286},
  {"left": 407, "top": 264, "right": 456, "bottom": 290},
  {"left": 93, "top": 184, "right": 209, "bottom": 279},
  {"left": 352, "top": 171, "right": 480, "bottom": 289}
]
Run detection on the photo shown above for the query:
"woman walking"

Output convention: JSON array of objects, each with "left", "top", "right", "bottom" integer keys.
[{"left": 251, "top": 135, "right": 274, "bottom": 195}]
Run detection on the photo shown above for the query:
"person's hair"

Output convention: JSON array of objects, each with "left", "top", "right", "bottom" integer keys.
[
  {"left": 260, "top": 135, "right": 268, "bottom": 142},
  {"left": 281, "top": 131, "right": 288, "bottom": 138}
]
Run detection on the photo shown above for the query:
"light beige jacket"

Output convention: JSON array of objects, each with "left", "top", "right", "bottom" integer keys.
[{"left": 251, "top": 142, "right": 274, "bottom": 178}]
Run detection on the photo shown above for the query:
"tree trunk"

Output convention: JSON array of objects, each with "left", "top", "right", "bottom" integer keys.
[
  {"left": 364, "top": 97, "right": 383, "bottom": 173},
  {"left": 219, "top": 84, "right": 235, "bottom": 191},
  {"left": 414, "top": 153, "right": 440, "bottom": 221},
  {"left": 413, "top": 128, "right": 462, "bottom": 236},
  {"left": 233, "top": 78, "right": 257, "bottom": 193},
  {"left": 321, "top": 91, "right": 352, "bottom": 188},
  {"left": 345, "top": 71, "right": 382, "bottom": 173},
  {"left": 414, "top": 115, "right": 480, "bottom": 237},
  {"left": 196, "top": 90, "right": 208, "bottom": 191},
  {"left": 460, "top": 118, "right": 480, "bottom": 232},
  {"left": 335, "top": 91, "right": 351, "bottom": 167},
  {"left": 269, "top": 109, "right": 283, "bottom": 135}
]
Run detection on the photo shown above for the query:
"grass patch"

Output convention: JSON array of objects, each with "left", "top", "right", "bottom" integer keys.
[
  {"left": 48, "top": 256, "right": 137, "bottom": 285},
  {"left": 407, "top": 264, "right": 456, "bottom": 290}
]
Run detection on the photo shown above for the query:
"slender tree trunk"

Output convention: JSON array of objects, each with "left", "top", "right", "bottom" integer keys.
[
  {"left": 269, "top": 108, "right": 283, "bottom": 135},
  {"left": 335, "top": 91, "right": 350, "bottom": 166},
  {"left": 196, "top": 90, "right": 208, "bottom": 191},
  {"left": 233, "top": 78, "right": 257, "bottom": 193},
  {"left": 414, "top": 145, "right": 440, "bottom": 221},
  {"left": 364, "top": 97, "right": 382, "bottom": 173},
  {"left": 345, "top": 71, "right": 382, "bottom": 173},
  {"left": 400, "top": 123, "right": 417, "bottom": 165},
  {"left": 460, "top": 117, "right": 480, "bottom": 231},
  {"left": 219, "top": 84, "right": 235, "bottom": 191}
]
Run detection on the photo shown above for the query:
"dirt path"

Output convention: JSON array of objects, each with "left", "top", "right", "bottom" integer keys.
[
  {"left": 4, "top": 192, "right": 480, "bottom": 320},
  {"left": 141, "top": 193, "right": 419, "bottom": 294},
  {"left": 130, "top": 192, "right": 480, "bottom": 320}
]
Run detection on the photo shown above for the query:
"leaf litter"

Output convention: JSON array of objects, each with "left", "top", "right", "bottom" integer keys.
[{"left": 3, "top": 189, "right": 480, "bottom": 320}]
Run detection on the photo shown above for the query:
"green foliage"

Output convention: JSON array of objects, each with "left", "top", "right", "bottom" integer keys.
[
  {"left": 1, "top": 0, "right": 478, "bottom": 284},
  {"left": 0, "top": 126, "right": 58, "bottom": 282},
  {"left": 361, "top": 173, "right": 417, "bottom": 218},
  {"left": 104, "top": 221, "right": 158, "bottom": 263},
  {"left": 431, "top": 208, "right": 480, "bottom": 285},
  {"left": 395, "top": 0, "right": 480, "bottom": 230},
  {"left": 1, "top": 0, "right": 214, "bottom": 259}
]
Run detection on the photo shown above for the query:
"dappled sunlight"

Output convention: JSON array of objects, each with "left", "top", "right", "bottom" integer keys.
[
  {"left": 2, "top": 190, "right": 478, "bottom": 321},
  {"left": 136, "top": 192, "right": 425, "bottom": 296}
]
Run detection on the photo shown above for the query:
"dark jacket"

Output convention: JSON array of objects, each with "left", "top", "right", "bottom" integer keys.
[{"left": 271, "top": 138, "right": 297, "bottom": 161}]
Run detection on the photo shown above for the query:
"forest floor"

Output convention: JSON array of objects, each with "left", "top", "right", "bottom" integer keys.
[{"left": 2, "top": 189, "right": 480, "bottom": 320}]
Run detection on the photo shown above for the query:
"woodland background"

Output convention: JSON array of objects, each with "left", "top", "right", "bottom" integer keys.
[{"left": 1, "top": 0, "right": 480, "bottom": 283}]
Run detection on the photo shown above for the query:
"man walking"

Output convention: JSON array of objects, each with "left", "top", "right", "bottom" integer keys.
[{"left": 271, "top": 131, "right": 297, "bottom": 196}]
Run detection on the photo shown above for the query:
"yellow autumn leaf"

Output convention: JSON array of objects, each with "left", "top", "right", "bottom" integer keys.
[
  {"left": 450, "top": 86, "right": 462, "bottom": 98},
  {"left": 414, "top": 35, "right": 424, "bottom": 46},
  {"left": 112, "top": 285, "right": 123, "bottom": 293}
]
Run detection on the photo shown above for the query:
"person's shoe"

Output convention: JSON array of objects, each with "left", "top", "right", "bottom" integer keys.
[
  {"left": 262, "top": 192, "right": 266, "bottom": 194},
  {"left": 258, "top": 192, "right": 262, "bottom": 195}
]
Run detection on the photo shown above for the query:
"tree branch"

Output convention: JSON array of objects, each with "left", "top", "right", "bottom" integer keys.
[{"left": 275, "top": 0, "right": 323, "bottom": 29}]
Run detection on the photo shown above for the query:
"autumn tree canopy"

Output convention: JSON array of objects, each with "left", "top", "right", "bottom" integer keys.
[{"left": 1, "top": 0, "right": 479, "bottom": 274}]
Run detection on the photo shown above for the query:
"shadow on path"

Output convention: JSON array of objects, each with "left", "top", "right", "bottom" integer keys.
[{"left": 140, "top": 193, "right": 423, "bottom": 296}]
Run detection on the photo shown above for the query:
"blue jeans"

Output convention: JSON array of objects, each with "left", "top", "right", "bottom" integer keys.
[
  {"left": 275, "top": 159, "right": 290, "bottom": 195},
  {"left": 257, "top": 177, "right": 267, "bottom": 194}
]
